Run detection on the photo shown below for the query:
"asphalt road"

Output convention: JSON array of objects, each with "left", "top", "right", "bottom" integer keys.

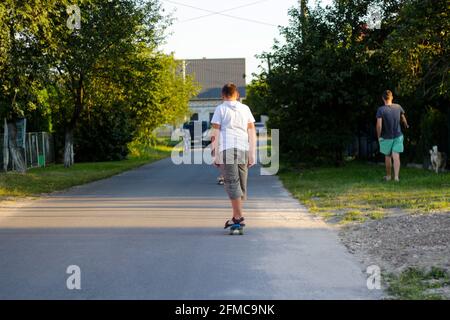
[{"left": 0, "top": 150, "right": 381, "bottom": 299}]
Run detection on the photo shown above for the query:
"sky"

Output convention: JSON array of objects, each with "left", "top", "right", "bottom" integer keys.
[{"left": 160, "top": 0, "right": 332, "bottom": 83}]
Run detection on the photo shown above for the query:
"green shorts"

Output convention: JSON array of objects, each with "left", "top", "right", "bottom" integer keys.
[{"left": 379, "top": 135, "right": 404, "bottom": 156}]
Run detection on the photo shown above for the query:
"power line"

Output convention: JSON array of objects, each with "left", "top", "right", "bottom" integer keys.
[
  {"left": 181, "top": 0, "right": 272, "bottom": 23},
  {"left": 164, "top": 0, "right": 276, "bottom": 26},
  {"left": 163, "top": 0, "right": 277, "bottom": 27}
]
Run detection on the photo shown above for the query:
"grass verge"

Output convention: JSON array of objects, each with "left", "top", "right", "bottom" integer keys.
[
  {"left": 386, "top": 267, "right": 450, "bottom": 300},
  {"left": 278, "top": 161, "right": 450, "bottom": 223},
  {"left": 0, "top": 144, "right": 171, "bottom": 198}
]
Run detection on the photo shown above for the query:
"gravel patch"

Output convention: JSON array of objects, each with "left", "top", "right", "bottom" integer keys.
[{"left": 339, "top": 212, "right": 450, "bottom": 274}]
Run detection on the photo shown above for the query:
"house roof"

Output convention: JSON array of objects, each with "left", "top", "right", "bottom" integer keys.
[{"left": 184, "top": 58, "right": 246, "bottom": 100}]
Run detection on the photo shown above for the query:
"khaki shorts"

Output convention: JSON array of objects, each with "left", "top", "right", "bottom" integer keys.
[{"left": 219, "top": 148, "right": 248, "bottom": 200}]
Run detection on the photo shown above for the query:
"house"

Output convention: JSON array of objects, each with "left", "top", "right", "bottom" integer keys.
[{"left": 182, "top": 58, "right": 246, "bottom": 123}]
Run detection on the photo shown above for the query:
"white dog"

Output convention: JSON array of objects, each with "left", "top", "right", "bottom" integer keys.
[{"left": 430, "top": 146, "right": 446, "bottom": 173}]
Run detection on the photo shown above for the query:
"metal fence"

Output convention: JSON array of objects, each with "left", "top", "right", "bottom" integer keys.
[
  {"left": 0, "top": 132, "right": 54, "bottom": 171},
  {"left": 346, "top": 135, "right": 379, "bottom": 160}
]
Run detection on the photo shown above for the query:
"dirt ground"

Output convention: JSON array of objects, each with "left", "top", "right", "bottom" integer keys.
[
  {"left": 339, "top": 211, "right": 450, "bottom": 297},
  {"left": 340, "top": 211, "right": 450, "bottom": 273}
]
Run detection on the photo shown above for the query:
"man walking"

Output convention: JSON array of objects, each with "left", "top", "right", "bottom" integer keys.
[{"left": 376, "top": 90, "right": 409, "bottom": 182}]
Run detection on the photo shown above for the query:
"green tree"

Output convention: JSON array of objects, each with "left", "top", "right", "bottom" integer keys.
[
  {"left": 384, "top": 0, "right": 450, "bottom": 157},
  {"left": 0, "top": 0, "right": 62, "bottom": 172},
  {"left": 385, "top": 0, "right": 449, "bottom": 99},
  {"left": 43, "top": 0, "right": 166, "bottom": 167},
  {"left": 263, "top": 1, "right": 381, "bottom": 163},
  {"left": 243, "top": 76, "right": 270, "bottom": 121},
  {"left": 257, "top": 0, "right": 449, "bottom": 165},
  {"left": 124, "top": 50, "right": 199, "bottom": 145},
  {"left": 73, "top": 50, "right": 198, "bottom": 161}
]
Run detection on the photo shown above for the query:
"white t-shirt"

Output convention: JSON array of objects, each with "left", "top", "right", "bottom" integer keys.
[{"left": 211, "top": 100, "right": 256, "bottom": 152}]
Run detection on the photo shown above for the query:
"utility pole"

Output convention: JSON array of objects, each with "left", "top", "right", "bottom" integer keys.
[
  {"left": 182, "top": 60, "right": 186, "bottom": 83},
  {"left": 300, "top": 0, "right": 308, "bottom": 19},
  {"left": 299, "top": 0, "right": 308, "bottom": 41},
  {"left": 266, "top": 54, "right": 271, "bottom": 74},
  {"left": 448, "top": 106, "right": 450, "bottom": 161}
]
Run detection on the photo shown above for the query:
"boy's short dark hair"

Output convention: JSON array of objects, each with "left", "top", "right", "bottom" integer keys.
[
  {"left": 222, "top": 82, "right": 238, "bottom": 97},
  {"left": 382, "top": 90, "right": 393, "bottom": 100}
]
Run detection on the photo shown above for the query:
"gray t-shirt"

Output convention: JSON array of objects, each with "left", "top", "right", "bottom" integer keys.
[{"left": 376, "top": 104, "right": 405, "bottom": 139}]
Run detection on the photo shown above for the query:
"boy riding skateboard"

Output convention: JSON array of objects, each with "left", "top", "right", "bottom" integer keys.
[{"left": 211, "top": 83, "right": 257, "bottom": 230}]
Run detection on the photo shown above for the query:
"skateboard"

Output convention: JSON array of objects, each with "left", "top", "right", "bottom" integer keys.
[{"left": 229, "top": 223, "right": 244, "bottom": 235}]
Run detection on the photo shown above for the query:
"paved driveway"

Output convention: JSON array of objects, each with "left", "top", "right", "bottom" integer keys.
[{"left": 0, "top": 152, "right": 381, "bottom": 299}]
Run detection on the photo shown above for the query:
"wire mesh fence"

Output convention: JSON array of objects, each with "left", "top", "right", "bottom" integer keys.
[{"left": 0, "top": 132, "right": 54, "bottom": 171}]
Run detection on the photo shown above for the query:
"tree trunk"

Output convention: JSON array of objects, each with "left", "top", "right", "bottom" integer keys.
[
  {"left": 64, "top": 128, "right": 74, "bottom": 168},
  {"left": 63, "top": 74, "right": 84, "bottom": 168},
  {"left": 7, "top": 122, "right": 26, "bottom": 173},
  {"left": 335, "top": 145, "right": 344, "bottom": 166},
  {"left": 447, "top": 105, "right": 450, "bottom": 169},
  {"left": 3, "top": 120, "right": 9, "bottom": 172}
]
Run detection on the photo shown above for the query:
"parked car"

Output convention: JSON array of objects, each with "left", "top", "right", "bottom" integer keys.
[
  {"left": 254, "top": 122, "right": 266, "bottom": 136},
  {"left": 182, "top": 121, "right": 210, "bottom": 146}
]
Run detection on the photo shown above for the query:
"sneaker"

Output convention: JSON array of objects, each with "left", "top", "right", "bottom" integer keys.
[
  {"left": 233, "top": 217, "right": 245, "bottom": 226},
  {"left": 224, "top": 217, "right": 246, "bottom": 229},
  {"left": 224, "top": 219, "right": 234, "bottom": 229}
]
